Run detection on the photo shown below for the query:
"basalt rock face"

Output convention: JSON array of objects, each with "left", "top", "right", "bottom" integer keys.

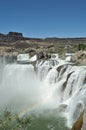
[
  {"left": 72, "top": 111, "right": 84, "bottom": 130},
  {"left": 72, "top": 108, "right": 86, "bottom": 130},
  {"left": 8, "top": 32, "right": 23, "bottom": 37},
  {"left": 7, "top": 32, "right": 23, "bottom": 41},
  {"left": 0, "top": 32, "right": 23, "bottom": 44},
  {"left": 0, "top": 32, "right": 43, "bottom": 45}
]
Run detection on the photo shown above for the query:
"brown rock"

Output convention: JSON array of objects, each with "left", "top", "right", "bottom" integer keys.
[{"left": 71, "top": 111, "right": 84, "bottom": 130}]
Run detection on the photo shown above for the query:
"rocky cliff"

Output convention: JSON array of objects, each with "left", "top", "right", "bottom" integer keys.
[{"left": 0, "top": 32, "right": 23, "bottom": 44}]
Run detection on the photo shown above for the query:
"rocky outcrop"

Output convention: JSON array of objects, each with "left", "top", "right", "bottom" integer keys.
[
  {"left": 72, "top": 111, "right": 84, "bottom": 130},
  {"left": 37, "top": 51, "right": 51, "bottom": 59},
  {"left": 0, "top": 32, "right": 23, "bottom": 44},
  {"left": 72, "top": 108, "right": 86, "bottom": 130},
  {"left": 7, "top": 32, "right": 23, "bottom": 37},
  {"left": 72, "top": 51, "right": 86, "bottom": 65}
]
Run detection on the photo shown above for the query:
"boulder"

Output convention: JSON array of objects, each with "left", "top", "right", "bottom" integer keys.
[
  {"left": 72, "top": 51, "right": 86, "bottom": 65},
  {"left": 37, "top": 51, "right": 44, "bottom": 59}
]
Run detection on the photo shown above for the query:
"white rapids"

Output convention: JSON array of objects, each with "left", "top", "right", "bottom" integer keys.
[{"left": 0, "top": 56, "right": 86, "bottom": 128}]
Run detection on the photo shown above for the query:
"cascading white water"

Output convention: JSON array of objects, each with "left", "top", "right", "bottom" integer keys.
[{"left": 0, "top": 56, "right": 86, "bottom": 129}]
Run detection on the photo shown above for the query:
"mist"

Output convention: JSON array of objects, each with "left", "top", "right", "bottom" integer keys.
[{"left": 0, "top": 59, "right": 58, "bottom": 116}]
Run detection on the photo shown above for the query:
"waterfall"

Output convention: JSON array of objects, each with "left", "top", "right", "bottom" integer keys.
[{"left": 0, "top": 56, "right": 86, "bottom": 128}]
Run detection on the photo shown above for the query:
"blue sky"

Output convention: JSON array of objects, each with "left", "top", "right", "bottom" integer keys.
[{"left": 0, "top": 0, "right": 86, "bottom": 38}]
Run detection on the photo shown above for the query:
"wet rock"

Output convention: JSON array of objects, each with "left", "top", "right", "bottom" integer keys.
[
  {"left": 57, "top": 65, "right": 63, "bottom": 74},
  {"left": 81, "top": 108, "right": 86, "bottom": 130},
  {"left": 58, "top": 104, "right": 68, "bottom": 112},
  {"left": 83, "top": 77, "right": 86, "bottom": 84},
  {"left": 72, "top": 111, "right": 84, "bottom": 130},
  {"left": 37, "top": 51, "right": 44, "bottom": 59}
]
